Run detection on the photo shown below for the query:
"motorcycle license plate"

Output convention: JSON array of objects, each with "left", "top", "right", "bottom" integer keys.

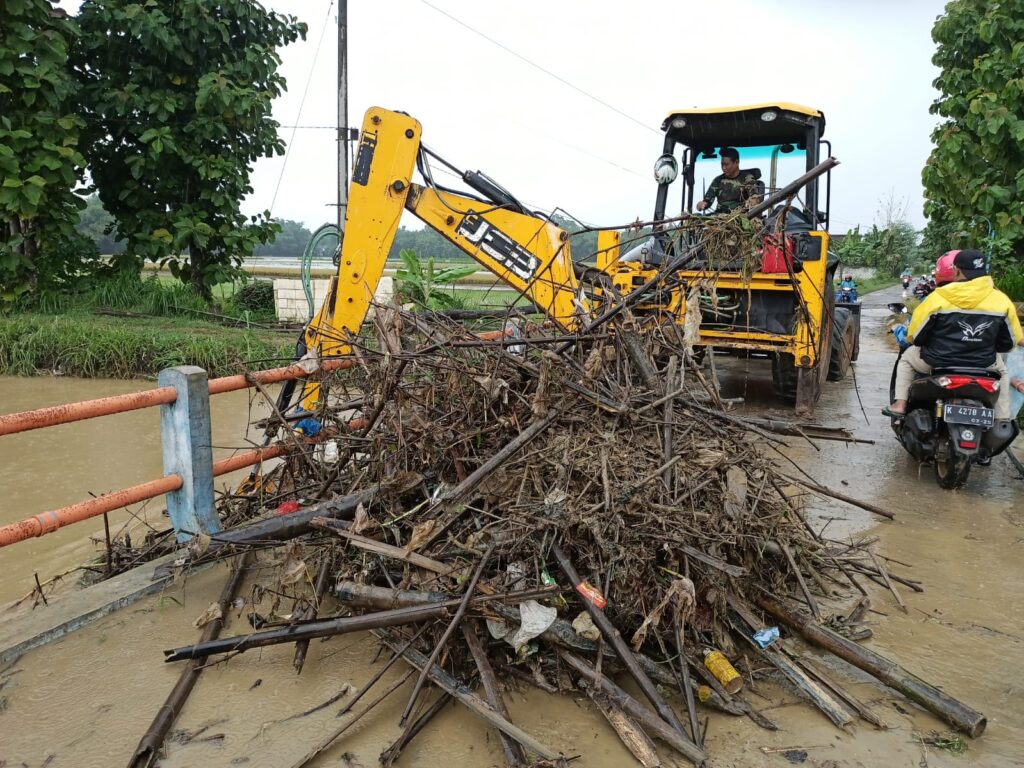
[{"left": 943, "top": 404, "right": 993, "bottom": 427}]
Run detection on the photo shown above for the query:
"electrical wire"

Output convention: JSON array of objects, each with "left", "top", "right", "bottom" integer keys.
[
  {"left": 418, "top": 0, "right": 658, "bottom": 137},
  {"left": 269, "top": 0, "right": 336, "bottom": 216}
]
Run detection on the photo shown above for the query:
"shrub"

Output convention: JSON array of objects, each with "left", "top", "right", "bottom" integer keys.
[{"left": 230, "top": 279, "right": 276, "bottom": 315}]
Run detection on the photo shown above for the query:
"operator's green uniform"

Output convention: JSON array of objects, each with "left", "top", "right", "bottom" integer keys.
[{"left": 701, "top": 171, "right": 760, "bottom": 213}]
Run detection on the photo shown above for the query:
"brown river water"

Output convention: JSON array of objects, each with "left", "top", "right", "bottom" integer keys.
[{"left": 1, "top": 286, "right": 1022, "bottom": 767}]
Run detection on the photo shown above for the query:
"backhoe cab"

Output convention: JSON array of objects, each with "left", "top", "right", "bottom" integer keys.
[{"left": 601, "top": 103, "right": 851, "bottom": 411}]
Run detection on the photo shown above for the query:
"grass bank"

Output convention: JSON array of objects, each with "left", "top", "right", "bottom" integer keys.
[
  {"left": 852, "top": 274, "right": 898, "bottom": 296},
  {"left": 0, "top": 313, "right": 294, "bottom": 379}
]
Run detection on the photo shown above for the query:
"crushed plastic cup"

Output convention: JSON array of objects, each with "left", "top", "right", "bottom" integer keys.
[{"left": 753, "top": 626, "right": 780, "bottom": 649}]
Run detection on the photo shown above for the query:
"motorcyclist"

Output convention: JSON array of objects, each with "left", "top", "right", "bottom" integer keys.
[
  {"left": 838, "top": 273, "right": 858, "bottom": 301},
  {"left": 885, "top": 249, "right": 1024, "bottom": 419},
  {"left": 890, "top": 251, "right": 958, "bottom": 349}
]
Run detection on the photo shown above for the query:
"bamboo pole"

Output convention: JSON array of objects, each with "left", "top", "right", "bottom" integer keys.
[
  {"left": 128, "top": 555, "right": 249, "bottom": 768},
  {"left": 756, "top": 593, "right": 986, "bottom": 737},
  {"left": 551, "top": 543, "right": 689, "bottom": 739},
  {"left": 163, "top": 602, "right": 453, "bottom": 662},
  {"left": 559, "top": 651, "right": 706, "bottom": 765}
]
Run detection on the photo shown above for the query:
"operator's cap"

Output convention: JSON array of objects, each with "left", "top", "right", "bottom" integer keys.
[{"left": 953, "top": 249, "right": 987, "bottom": 278}]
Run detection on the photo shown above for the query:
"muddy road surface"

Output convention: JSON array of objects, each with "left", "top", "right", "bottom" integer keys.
[{"left": 0, "top": 286, "right": 1021, "bottom": 767}]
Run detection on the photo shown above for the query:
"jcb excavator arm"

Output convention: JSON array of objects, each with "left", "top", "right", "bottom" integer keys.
[{"left": 300, "top": 107, "right": 584, "bottom": 407}]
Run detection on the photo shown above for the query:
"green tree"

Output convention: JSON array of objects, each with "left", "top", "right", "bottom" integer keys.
[
  {"left": 252, "top": 218, "right": 313, "bottom": 257},
  {"left": 75, "top": 194, "right": 125, "bottom": 255},
  {"left": 923, "top": 0, "right": 1024, "bottom": 269},
  {"left": 73, "top": 0, "right": 306, "bottom": 298},
  {"left": 0, "top": 1, "right": 88, "bottom": 301}
]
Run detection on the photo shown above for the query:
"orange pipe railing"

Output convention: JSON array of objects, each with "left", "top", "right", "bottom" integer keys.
[
  {"left": 0, "top": 357, "right": 357, "bottom": 437},
  {"left": 0, "top": 387, "right": 178, "bottom": 437},
  {"left": 0, "top": 475, "right": 184, "bottom": 547},
  {"left": 0, "top": 441, "right": 298, "bottom": 548},
  {"left": 207, "top": 357, "right": 356, "bottom": 395},
  {"left": 0, "top": 355, "right": 367, "bottom": 547}
]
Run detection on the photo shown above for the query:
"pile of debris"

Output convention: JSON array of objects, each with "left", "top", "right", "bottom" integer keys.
[{"left": 136, "top": 305, "right": 983, "bottom": 767}]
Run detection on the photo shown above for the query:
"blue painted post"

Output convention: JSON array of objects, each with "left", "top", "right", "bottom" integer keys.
[{"left": 158, "top": 366, "right": 220, "bottom": 542}]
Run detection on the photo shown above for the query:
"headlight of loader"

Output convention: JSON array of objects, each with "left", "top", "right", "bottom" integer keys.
[{"left": 653, "top": 154, "right": 678, "bottom": 185}]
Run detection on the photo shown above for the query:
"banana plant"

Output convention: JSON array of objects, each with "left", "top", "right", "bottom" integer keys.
[{"left": 394, "top": 248, "right": 476, "bottom": 310}]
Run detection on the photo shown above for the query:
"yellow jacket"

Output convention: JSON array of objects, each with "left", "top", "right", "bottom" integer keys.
[{"left": 907, "top": 276, "right": 1022, "bottom": 369}]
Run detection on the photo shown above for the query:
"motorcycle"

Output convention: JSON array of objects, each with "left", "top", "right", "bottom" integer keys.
[
  {"left": 912, "top": 278, "right": 934, "bottom": 300},
  {"left": 888, "top": 353, "right": 1019, "bottom": 489},
  {"left": 835, "top": 285, "right": 858, "bottom": 304}
]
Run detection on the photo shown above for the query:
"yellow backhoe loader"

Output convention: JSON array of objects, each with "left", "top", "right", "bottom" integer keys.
[{"left": 296, "top": 103, "right": 853, "bottom": 416}]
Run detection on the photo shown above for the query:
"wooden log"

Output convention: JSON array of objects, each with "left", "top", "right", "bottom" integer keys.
[
  {"left": 779, "top": 473, "right": 895, "bottom": 520},
  {"left": 334, "top": 582, "right": 556, "bottom": 611},
  {"left": 380, "top": 692, "right": 454, "bottom": 766},
  {"left": 378, "top": 633, "right": 562, "bottom": 761},
  {"left": 313, "top": 518, "right": 457, "bottom": 574},
  {"left": 163, "top": 602, "right": 453, "bottom": 662},
  {"left": 756, "top": 593, "right": 986, "bottom": 737},
  {"left": 293, "top": 552, "right": 333, "bottom": 673},
  {"left": 128, "top": 555, "right": 249, "bottom": 768},
  {"left": 591, "top": 692, "right": 662, "bottom": 768},
  {"left": 559, "top": 651, "right": 706, "bottom": 765},
  {"left": 400, "top": 542, "right": 495, "bottom": 724},
  {"left": 463, "top": 622, "right": 527, "bottom": 767},
  {"left": 551, "top": 543, "right": 688, "bottom": 738}
]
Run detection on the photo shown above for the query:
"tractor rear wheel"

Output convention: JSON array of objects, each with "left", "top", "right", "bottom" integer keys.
[
  {"left": 827, "top": 308, "right": 855, "bottom": 381},
  {"left": 771, "top": 353, "right": 799, "bottom": 403}
]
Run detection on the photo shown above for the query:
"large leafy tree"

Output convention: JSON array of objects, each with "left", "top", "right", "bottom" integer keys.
[
  {"left": 922, "top": 0, "right": 1024, "bottom": 267},
  {"left": 0, "top": 1, "right": 88, "bottom": 301},
  {"left": 73, "top": 0, "right": 306, "bottom": 298}
]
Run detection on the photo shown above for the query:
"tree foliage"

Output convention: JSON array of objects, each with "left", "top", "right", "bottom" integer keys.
[
  {"left": 73, "top": 0, "right": 306, "bottom": 298},
  {"left": 75, "top": 194, "right": 125, "bottom": 255},
  {"left": 835, "top": 194, "right": 920, "bottom": 276},
  {"left": 923, "top": 0, "right": 1024, "bottom": 268},
  {"left": 252, "top": 218, "right": 313, "bottom": 257},
  {"left": 0, "top": 1, "right": 88, "bottom": 301}
]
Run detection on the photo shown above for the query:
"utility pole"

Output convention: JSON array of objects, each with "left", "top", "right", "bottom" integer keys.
[{"left": 337, "top": 0, "right": 349, "bottom": 234}]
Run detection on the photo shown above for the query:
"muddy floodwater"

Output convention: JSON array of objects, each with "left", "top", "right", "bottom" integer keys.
[{"left": 1, "top": 286, "right": 1022, "bottom": 767}]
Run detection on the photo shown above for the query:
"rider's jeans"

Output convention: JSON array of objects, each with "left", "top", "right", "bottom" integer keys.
[{"left": 895, "top": 346, "right": 1011, "bottom": 419}]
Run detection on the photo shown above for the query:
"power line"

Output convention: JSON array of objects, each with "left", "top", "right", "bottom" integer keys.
[
  {"left": 270, "top": 0, "right": 335, "bottom": 216},
  {"left": 418, "top": 0, "right": 659, "bottom": 136}
]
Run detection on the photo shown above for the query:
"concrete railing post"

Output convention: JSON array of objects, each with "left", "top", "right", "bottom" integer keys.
[{"left": 158, "top": 366, "right": 220, "bottom": 542}]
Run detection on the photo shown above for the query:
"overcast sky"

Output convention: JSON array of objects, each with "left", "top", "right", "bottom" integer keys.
[{"left": 61, "top": 0, "right": 949, "bottom": 233}]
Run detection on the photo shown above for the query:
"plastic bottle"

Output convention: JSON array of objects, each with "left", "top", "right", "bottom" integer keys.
[{"left": 703, "top": 648, "right": 743, "bottom": 694}]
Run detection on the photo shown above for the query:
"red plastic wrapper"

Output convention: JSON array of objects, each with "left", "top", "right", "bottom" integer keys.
[
  {"left": 275, "top": 500, "right": 301, "bottom": 516},
  {"left": 575, "top": 580, "right": 607, "bottom": 609}
]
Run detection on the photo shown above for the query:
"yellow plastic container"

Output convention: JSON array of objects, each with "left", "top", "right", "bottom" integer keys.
[{"left": 703, "top": 649, "right": 743, "bottom": 694}]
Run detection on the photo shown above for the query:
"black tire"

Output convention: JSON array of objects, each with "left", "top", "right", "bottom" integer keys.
[
  {"left": 827, "top": 308, "right": 855, "bottom": 381},
  {"left": 934, "top": 437, "right": 972, "bottom": 489},
  {"left": 771, "top": 352, "right": 799, "bottom": 402}
]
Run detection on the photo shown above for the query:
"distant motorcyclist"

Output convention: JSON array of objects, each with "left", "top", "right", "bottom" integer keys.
[
  {"left": 886, "top": 249, "right": 1024, "bottom": 419},
  {"left": 900, "top": 266, "right": 913, "bottom": 295},
  {"left": 837, "top": 273, "right": 858, "bottom": 302}
]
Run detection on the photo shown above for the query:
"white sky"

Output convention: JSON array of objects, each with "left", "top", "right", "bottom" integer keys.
[{"left": 60, "top": 0, "right": 947, "bottom": 233}]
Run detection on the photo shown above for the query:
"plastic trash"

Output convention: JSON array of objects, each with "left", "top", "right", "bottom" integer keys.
[
  {"left": 891, "top": 323, "right": 910, "bottom": 350},
  {"left": 294, "top": 418, "right": 322, "bottom": 436},
  {"left": 753, "top": 626, "right": 780, "bottom": 649},
  {"left": 571, "top": 611, "right": 601, "bottom": 642},
  {"left": 484, "top": 601, "right": 557, "bottom": 652}
]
